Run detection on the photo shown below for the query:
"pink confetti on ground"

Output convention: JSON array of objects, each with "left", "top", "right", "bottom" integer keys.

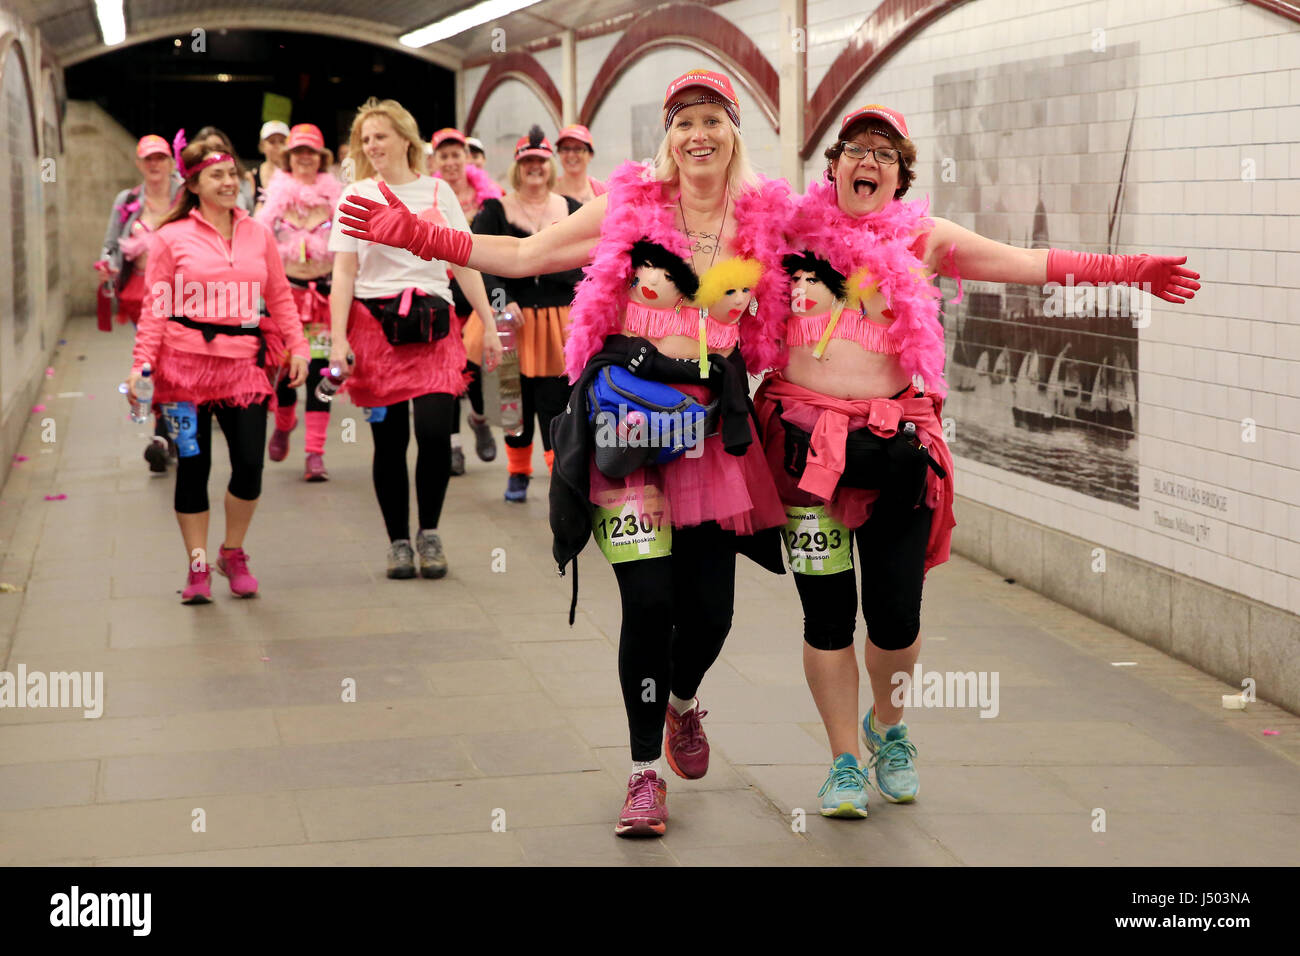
[
  {"left": 45, "top": 367, "right": 55, "bottom": 377},
  {"left": 1262, "top": 729, "right": 1280, "bottom": 736},
  {"left": 43, "top": 494, "right": 67, "bottom": 501},
  {"left": 31, "top": 404, "right": 45, "bottom": 413},
  {"left": 260, "top": 657, "right": 271, "bottom": 662},
  {"left": 12, "top": 455, "right": 28, "bottom": 462}
]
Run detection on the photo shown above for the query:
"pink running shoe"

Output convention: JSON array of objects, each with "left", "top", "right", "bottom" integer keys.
[
  {"left": 216, "top": 545, "right": 258, "bottom": 598},
  {"left": 268, "top": 427, "right": 291, "bottom": 462},
  {"left": 181, "top": 567, "right": 212, "bottom": 605},
  {"left": 614, "top": 770, "right": 668, "bottom": 837},
  {"left": 664, "top": 701, "right": 710, "bottom": 780},
  {"left": 303, "top": 453, "right": 328, "bottom": 482}
]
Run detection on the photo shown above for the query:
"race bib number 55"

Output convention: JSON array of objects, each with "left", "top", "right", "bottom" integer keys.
[{"left": 783, "top": 505, "right": 852, "bottom": 574}]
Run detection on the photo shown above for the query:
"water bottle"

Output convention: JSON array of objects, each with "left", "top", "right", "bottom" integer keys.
[
  {"left": 131, "top": 364, "right": 154, "bottom": 423},
  {"left": 496, "top": 318, "right": 523, "bottom": 437},
  {"left": 314, "top": 354, "right": 353, "bottom": 404},
  {"left": 363, "top": 406, "right": 387, "bottom": 423}
]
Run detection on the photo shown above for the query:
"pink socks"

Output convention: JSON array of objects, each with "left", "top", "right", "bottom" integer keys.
[{"left": 305, "top": 411, "right": 329, "bottom": 455}]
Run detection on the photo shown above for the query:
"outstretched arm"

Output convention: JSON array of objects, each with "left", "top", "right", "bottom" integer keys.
[
  {"left": 339, "top": 182, "right": 604, "bottom": 277},
  {"left": 921, "top": 217, "right": 1200, "bottom": 303}
]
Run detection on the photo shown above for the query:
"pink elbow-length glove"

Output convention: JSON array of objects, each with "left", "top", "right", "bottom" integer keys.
[
  {"left": 1046, "top": 250, "right": 1201, "bottom": 303},
  {"left": 338, "top": 181, "right": 473, "bottom": 265}
]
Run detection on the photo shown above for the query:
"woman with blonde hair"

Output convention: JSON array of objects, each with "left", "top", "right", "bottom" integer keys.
[
  {"left": 472, "top": 126, "right": 584, "bottom": 502},
  {"left": 327, "top": 98, "right": 503, "bottom": 579},
  {"left": 339, "top": 71, "right": 790, "bottom": 838}
]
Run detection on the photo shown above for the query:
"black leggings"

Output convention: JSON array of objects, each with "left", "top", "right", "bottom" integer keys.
[
  {"left": 793, "top": 503, "right": 933, "bottom": 652},
  {"left": 369, "top": 393, "right": 456, "bottom": 541},
  {"left": 275, "top": 357, "right": 330, "bottom": 413},
  {"left": 612, "top": 522, "right": 737, "bottom": 761},
  {"left": 174, "top": 400, "right": 269, "bottom": 514},
  {"left": 504, "top": 374, "right": 568, "bottom": 450},
  {"left": 455, "top": 361, "right": 484, "bottom": 431}
]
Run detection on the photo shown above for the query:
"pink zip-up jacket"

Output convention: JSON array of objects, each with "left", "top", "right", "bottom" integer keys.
[{"left": 132, "top": 207, "right": 308, "bottom": 373}]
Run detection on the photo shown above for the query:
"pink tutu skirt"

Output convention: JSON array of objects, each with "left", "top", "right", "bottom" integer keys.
[
  {"left": 344, "top": 299, "right": 471, "bottom": 408},
  {"left": 588, "top": 383, "right": 785, "bottom": 535},
  {"left": 151, "top": 342, "right": 272, "bottom": 408}
]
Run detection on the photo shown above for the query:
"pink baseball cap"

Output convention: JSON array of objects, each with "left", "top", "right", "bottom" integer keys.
[
  {"left": 431, "top": 127, "right": 467, "bottom": 150},
  {"left": 136, "top": 134, "right": 171, "bottom": 159},
  {"left": 286, "top": 123, "right": 326, "bottom": 152},
  {"left": 838, "top": 105, "right": 909, "bottom": 140},
  {"left": 514, "top": 131, "right": 554, "bottom": 162},
  {"left": 663, "top": 69, "right": 740, "bottom": 130},
  {"left": 556, "top": 124, "right": 594, "bottom": 151}
]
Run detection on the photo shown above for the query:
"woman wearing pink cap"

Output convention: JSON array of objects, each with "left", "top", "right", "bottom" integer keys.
[
  {"left": 326, "top": 98, "right": 503, "bottom": 582},
  {"left": 554, "top": 124, "right": 607, "bottom": 205},
  {"left": 96, "top": 134, "right": 181, "bottom": 472},
  {"left": 429, "top": 127, "right": 504, "bottom": 472},
  {"left": 339, "top": 70, "right": 791, "bottom": 838},
  {"left": 472, "top": 126, "right": 584, "bottom": 502},
  {"left": 124, "top": 136, "right": 310, "bottom": 604},
  {"left": 256, "top": 123, "right": 343, "bottom": 481},
  {"left": 751, "top": 104, "right": 1200, "bottom": 817}
]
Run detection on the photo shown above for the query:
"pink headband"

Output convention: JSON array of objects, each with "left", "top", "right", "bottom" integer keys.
[
  {"left": 664, "top": 93, "right": 740, "bottom": 130},
  {"left": 172, "top": 128, "right": 235, "bottom": 180}
]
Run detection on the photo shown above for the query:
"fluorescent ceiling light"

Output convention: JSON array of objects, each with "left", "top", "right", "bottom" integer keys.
[
  {"left": 95, "top": 0, "right": 126, "bottom": 47},
  {"left": 400, "top": 0, "right": 545, "bottom": 47}
]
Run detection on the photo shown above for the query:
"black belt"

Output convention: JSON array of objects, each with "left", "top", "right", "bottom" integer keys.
[
  {"left": 288, "top": 275, "right": 332, "bottom": 296},
  {"left": 168, "top": 315, "right": 268, "bottom": 367}
]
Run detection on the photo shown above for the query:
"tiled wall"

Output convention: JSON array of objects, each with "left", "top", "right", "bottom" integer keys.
[
  {"left": 459, "top": 0, "right": 1299, "bottom": 617},
  {"left": 812, "top": 0, "right": 1300, "bottom": 616}
]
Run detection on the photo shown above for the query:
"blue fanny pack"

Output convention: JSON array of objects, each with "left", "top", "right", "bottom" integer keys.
[{"left": 586, "top": 366, "right": 717, "bottom": 477}]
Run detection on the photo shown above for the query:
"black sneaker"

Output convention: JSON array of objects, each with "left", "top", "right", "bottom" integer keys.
[
  {"left": 504, "top": 473, "right": 529, "bottom": 502},
  {"left": 469, "top": 413, "right": 497, "bottom": 462},
  {"left": 144, "top": 437, "right": 168, "bottom": 473}
]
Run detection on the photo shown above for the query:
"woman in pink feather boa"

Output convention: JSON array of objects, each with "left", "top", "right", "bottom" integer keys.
[
  {"left": 754, "top": 105, "right": 1199, "bottom": 818},
  {"left": 255, "top": 123, "right": 343, "bottom": 481},
  {"left": 428, "top": 127, "right": 505, "bottom": 473}
]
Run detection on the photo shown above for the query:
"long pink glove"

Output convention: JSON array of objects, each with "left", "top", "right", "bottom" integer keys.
[
  {"left": 338, "top": 181, "right": 473, "bottom": 265},
  {"left": 1047, "top": 249, "right": 1201, "bottom": 303}
]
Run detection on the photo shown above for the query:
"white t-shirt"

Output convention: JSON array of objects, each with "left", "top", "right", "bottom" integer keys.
[{"left": 329, "top": 174, "right": 469, "bottom": 302}]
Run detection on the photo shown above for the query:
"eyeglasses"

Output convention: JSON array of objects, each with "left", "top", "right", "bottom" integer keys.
[
  {"left": 557, "top": 145, "right": 588, "bottom": 155},
  {"left": 840, "top": 142, "right": 900, "bottom": 165}
]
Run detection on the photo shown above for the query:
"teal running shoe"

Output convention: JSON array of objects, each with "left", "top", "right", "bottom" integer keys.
[
  {"left": 861, "top": 707, "right": 919, "bottom": 803},
  {"left": 817, "top": 752, "right": 871, "bottom": 818}
]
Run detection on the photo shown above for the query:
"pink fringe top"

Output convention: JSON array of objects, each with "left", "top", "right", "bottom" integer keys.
[
  {"left": 622, "top": 300, "right": 740, "bottom": 350},
  {"left": 785, "top": 308, "right": 901, "bottom": 354},
  {"left": 565, "top": 161, "right": 793, "bottom": 381},
  {"left": 779, "top": 178, "right": 948, "bottom": 396}
]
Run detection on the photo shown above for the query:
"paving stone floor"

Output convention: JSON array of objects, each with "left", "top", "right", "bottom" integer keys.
[{"left": 1, "top": 316, "right": 1297, "bottom": 866}]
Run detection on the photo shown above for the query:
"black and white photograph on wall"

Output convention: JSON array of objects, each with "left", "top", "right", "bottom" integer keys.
[{"left": 935, "top": 45, "right": 1143, "bottom": 509}]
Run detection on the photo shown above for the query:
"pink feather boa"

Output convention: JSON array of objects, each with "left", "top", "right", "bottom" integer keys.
[
  {"left": 781, "top": 177, "right": 948, "bottom": 397},
  {"left": 565, "top": 161, "right": 793, "bottom": 381},
  {"left": 255, "top": 169, "right": 344, "bottom": 264},
  {"left": 435, "top": 163, "right": 504, "bottom": 210}
]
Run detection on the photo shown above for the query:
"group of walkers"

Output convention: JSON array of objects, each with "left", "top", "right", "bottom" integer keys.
[{"left": 110, "top": 68, "right": 1199, "bottom": 838}]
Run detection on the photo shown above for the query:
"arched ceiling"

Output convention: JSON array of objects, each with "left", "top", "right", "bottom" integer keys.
[{"left": 26, "top": 0, "right": 652, "bottom": 67}]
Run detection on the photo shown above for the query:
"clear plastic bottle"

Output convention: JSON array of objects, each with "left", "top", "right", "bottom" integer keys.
[
  {"left": 497, "top": 318, "right": 523, "bottom": 437},
  {"left": 131, "top": 364, "right": 154, "bottom": 423},
  {"left": 314, "top": 355, "right": 353, "bottom": 404}
]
